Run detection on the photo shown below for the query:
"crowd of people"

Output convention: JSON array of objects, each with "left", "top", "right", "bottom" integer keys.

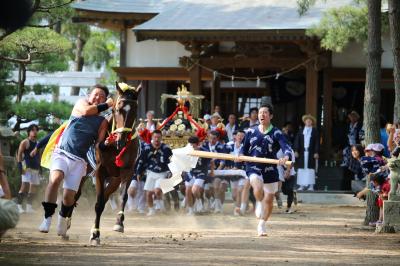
[{"left": 1, "top": 85, "right": 399, "bottom": 237}]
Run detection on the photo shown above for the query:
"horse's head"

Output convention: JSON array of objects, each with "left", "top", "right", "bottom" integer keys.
[{"left": 113, "top": 81, "right": 142, "bottom": 150}]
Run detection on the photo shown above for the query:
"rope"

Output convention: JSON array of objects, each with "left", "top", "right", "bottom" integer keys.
[{"left": 187, "top": 55, "right": 319, "bottom": 81}]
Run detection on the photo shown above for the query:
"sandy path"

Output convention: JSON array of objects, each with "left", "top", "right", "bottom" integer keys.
[{"left": 1, "top": 204, "right": 399, "bottom": 265}]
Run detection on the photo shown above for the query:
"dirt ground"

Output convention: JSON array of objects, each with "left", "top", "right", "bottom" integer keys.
[{"left": 1, "top": 203, "right": 400, "bottom": 266}]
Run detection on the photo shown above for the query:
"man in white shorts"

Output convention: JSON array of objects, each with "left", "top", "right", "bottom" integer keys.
[
  {"left": 127, "top": 174, "right": 146, "bottom": 214},
  {"left": 16, "top": 124, "right": 41, "bottom": 213},
  {"left": 38, "top": 84, "right": 113, "bottom": 238},
  {"left": 240, "top": 104, "right": 292, "bottom": 236},
  {"left": 225, "top": 130, "right": 248, "bottom": 215},
  {"left": 135, "top": 130, "right": 172, "bottom": 216},
  {"left": 203, "top": 131, "right": 225, "bottom": 213},
  {"left": 184, "top": 136, "right": 214, "bottom": 215}
]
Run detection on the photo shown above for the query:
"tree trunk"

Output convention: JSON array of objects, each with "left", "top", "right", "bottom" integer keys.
[
  {"left": 389, "top": 0, "right": 400, "bottom": 123},
  {"left": 70, "top": 31, "right": 85, "bottom": 96},
  {"left": 16, "top": 63, "right": 26, "bottom": 103},
  {"left": 52, "top": 86, "right": 60, "bottom": 102},
  {"left": 363, "top": 190, "right": 380, "bottom": 226},
  {"left": 363, "top": 0, "right": 382, "bottom": 144}
]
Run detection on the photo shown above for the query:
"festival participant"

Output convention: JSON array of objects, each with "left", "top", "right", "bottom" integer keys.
[
  {"left": 209, "top": 113, "right": 222, "bottom": 131},
  {"left": 277, "top": 149, "right": 296, "bottom": 213},
  {"left": 16, "top": 124, "right": 41, "bottom": 213},
  {"left": 355, "top": 144, "right": 382, "bottom": 200},
  {"left": 203, "top": 131, "right": 226, "bottom": 213},
  {"left": 240, "top": 104, "right": 292, "bottom": 236},
  {"left": 369, "top": 172, "right": 390, "bottom": 226},
  {"left": 225, "top": 130, "right": 248, "bottom": 215},
  {"left": 145, "top": 110, "right": 157, "bottom": 132},
  {"left": 184, "top": 136, "right": 214, "bottom": 215},
  {"left": 127, "top": 174, "right": 146, "bottom": 214},
  {"left": 225, "top": 114, "right": 238, "bottom": 142},
  {"left": 294, "top": 114, "right": 319, "bottom": 191},
  {"left": 135, "top": 130, "right": 172, "bottom": 216},
  {"left": 239, "top": 107, "right": 259, "bottom": 131},
  {"left": 38, "top": 84, "right": 113, "bottom": 237},
  {"left": 203, "top": 114, "right": 212, "bottom": 129}
]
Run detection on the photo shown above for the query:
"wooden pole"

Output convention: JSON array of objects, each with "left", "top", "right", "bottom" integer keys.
[{"left": 188, "top": 150, "right": 293, "bottom": 167}]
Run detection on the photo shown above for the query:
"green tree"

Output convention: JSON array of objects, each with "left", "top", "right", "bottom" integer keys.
[
  {"left": 11, "top": 100, "right": 72, "bottom": 131},
  {"left": 83, "top": 29, "right": 119, "bottom": 85},
  {"left": 363, "top": 0, "right": 382, "bottom": 144},
  {"left": 388, "top": 0, "right": 400, "bottom": 122},
  {"left": 0, "top": 0, "right": 74, "bottom": 41},
  {"left": 62, "top": 22, "right": 91, "bottom": 95},
  {"left": 0, "top": 27, "right": 71, "bottom": 102},
  {"left": 299, "top": 0, "right": 383, "bottom": 144}
]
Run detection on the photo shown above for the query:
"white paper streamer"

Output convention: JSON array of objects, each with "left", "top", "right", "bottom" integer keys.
[{"left": 161, "top": 144, "right": 199, "bottom": 193}]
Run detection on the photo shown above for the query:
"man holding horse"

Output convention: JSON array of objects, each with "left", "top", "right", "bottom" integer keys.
[{"left": 39, "top": 84, "right": 113, "bottom": 238}]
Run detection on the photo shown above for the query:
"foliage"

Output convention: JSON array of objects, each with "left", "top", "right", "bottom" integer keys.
[
  {"left": 299, "top": 0, "right": 388, "bottom": 52},
  {"left": 11, "top": 100, "right": 72, "bottom": 130},
  {"left": 0, "top": 61, "right": 14, "bottom": 121},
  {"left": 0, "top": 27, "right": 71, "bottom": 70},
  {"left": 0, "top": 0, "right": 75, "bottom": 42},
  {"left": 297, "top": 0, "right": 318, "bottom": 16},
  {"left": 83, "top": 30, "right": 113, "bottom": 69},
  {"left": 307, "top": 5, "right": 368, "bottom": 52}
]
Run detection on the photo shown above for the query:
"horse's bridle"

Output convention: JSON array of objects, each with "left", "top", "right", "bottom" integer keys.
[{"left": 111, "top": 96, "right": 138, "bottom": 139}]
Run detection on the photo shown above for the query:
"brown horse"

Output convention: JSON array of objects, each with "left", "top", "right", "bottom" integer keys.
[{"left": 90, "top": 82, "right": 141, "bottom": 246}]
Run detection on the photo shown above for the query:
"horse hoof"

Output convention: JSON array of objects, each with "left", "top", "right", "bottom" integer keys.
[
  {"left": 113, "top": 224, "right": 124, "bottom": 233},
  {"left": 90, "top": 237, "right": 100, "bottom": 246}
]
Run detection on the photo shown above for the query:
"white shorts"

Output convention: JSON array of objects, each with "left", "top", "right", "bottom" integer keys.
[
  {"left": 129, "top": 179, "right": 138, "bottom": 189},
  {"left": 263, "top": 182, "right": 279, "bottom": 194},
  {"left": 144, "top": 170, "right": 169, "bottom": 191},
  {"left": 185, "top": 178, "right": 195, "bottom": 187},
  {"left": 0, "top": 186, "right": 4, "bottom": 198},
  {"left": 204, "top": 183, "right": 212, "bottom": 190},
  {"left": 249, "top": 173, "right": 278, "bottom": 194},
  {"left": 185, "top": 177, "right": 206, "bottom": 188},
  {"left": 50, "top": 148, "right": 87, "bottom": 192},
  {"left": 22, "top": 169, "right": 40, "bottom": 185},
  {"left": 230, "top": 178, "right": 246, "bottom": 190}
]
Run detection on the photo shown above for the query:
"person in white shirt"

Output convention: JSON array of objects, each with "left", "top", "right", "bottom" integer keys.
[
  {"left": 225, "top": 114, "right": 238, "bottom": 142},
  {"left": 145, "top": 110, "right": 156, "bottom": 132}
]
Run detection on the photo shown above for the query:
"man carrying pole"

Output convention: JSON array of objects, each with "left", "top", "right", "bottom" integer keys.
[{"left": 239, "top": 104, "right": 292, "bottom": 236}]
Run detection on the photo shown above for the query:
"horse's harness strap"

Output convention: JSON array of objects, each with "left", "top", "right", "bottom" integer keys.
[{"left": 111, "top": 95, "right": 138, "bottom": 139}]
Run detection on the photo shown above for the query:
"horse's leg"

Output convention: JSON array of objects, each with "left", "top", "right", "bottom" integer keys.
[
  {"left": 90, "top": 168, "right": 106, "bottom": 246},
  {"left": 113, "top": 179, "right": 131, "bottom": 233},
  {"left": 91, "top": 176, "right": 120, "bottom": 245}
]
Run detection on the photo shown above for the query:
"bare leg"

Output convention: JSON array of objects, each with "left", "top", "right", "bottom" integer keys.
[
  {"left": 241, "top": 179, "right": 250, "bottom": 210},
  {"left": 220, "top": 182, "right": 228, "bottom": 204},
  {"left": 261, "top": 192, "right": 274, "bottom": 221},
  {"left": 45, "top": 170, "right": 64, "bottom": 204},
  {"left": 250, "top": 178, "right": 264, "bottom": 202},
  {"left": 186, "top": 186, "right": 194, "bottom": 208},
  {"left": 147, "top": 191, "right": 154, "bottom": 208}
]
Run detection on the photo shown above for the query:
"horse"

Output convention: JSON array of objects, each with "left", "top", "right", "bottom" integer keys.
[{"left": 90, "top": 82, "right": 141, "bottom": 246}]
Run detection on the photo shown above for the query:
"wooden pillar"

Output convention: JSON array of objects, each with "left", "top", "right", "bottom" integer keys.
[
  {"left": 305, "top": 62, "right": 318, "bottom": 117},
  {"left": 211, "top": 75, "right": 221, "bottom": 112},
  {"left": 322, "top": 67, "right": 333, "bottom": 156},
  {"left": 189, "top": 65, "right": 202, "bottom": 95},
  {"left": 120, "top": 25, "right": 127, "bottom": 68},
  {"left": 189, "top": 42, "right": 202, "bottom": 95}
]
